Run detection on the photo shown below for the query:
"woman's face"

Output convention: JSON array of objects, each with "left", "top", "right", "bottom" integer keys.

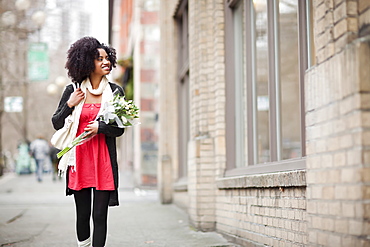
[{"left": 92, "top": 48, "right": 111, "bottom": 77}]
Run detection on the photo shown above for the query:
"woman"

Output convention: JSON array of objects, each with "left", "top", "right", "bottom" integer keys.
[{"left": 52, "top": 37, "right": 125, "bottom": 247}]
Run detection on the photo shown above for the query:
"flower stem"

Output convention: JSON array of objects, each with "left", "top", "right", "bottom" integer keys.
[{"left": 56, "top": 131, "right": 89, "bottom": 159}]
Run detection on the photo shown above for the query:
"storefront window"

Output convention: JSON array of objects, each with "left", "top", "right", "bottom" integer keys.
[
  {"left": 254, "top": 0, "right": 270, "bottom": 163},
  {"left": 233, "top": 0, "right": 247, "bottom": 167},
  {"left": 225, "top": 0, "right": 313, "bottom": 173},
  {"left": 279, "top": 0, "right": 301, "bottom": 159}
]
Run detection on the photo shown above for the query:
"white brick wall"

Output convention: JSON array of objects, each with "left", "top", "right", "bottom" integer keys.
[
  {"left": 217, "top": 187, "right": 307, "bottom": 246},
  {"left": 306, "top": 1, "right": 370, "bottom": 244}
]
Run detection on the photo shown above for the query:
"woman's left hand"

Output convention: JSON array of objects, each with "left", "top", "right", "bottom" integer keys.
[{"left": 84, "top": 121, "right": 99, "bottom": 138}]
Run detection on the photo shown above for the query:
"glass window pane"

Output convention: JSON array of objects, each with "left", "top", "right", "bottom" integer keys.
[
  {"left": 279, "top": 0, "right": 301, "bottom": 159},
  {"left": 307, "top": 0, "right": 316, "bottom": 67},
  {"left": 254, "top": 0, "right": 270, "bottom": 163},
  {"left": 233, "top": 0, "right": 247, "bottom": 167}
]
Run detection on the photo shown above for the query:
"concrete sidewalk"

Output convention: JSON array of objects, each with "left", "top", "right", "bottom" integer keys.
[{"left": 0, "top": 172, "right": 236, "bottom": 247}]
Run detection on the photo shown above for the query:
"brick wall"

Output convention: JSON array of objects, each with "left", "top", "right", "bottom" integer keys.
[
  {"left": 306, "top": 38, "right": 370, "bottom": 247},
  {"left": 216, "top": 171, "right": 307, "bottom": 246},
  {"left": 217, "top": 187, "right": 307, "bottom": 246},
  {"left": 312, "top": 0, "right": 370, "bottom": 64},
  {"left": 306, "top": 1, "right": 370, "bottom": 246},
  {"left": 187, "top": 0, "right": 223, "bottom": 230}
]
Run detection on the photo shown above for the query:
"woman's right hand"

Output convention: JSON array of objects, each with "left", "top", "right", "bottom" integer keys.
[{"left": 67, "top": 88, "right": 85, "bottom": 108}]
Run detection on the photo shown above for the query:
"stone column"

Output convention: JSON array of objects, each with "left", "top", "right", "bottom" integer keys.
[{"left": 157, "top": 0, "right": 180, "bottom": 204}]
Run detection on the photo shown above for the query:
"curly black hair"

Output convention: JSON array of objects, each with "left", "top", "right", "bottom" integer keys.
[{"left": 65, "top": 36, "right": 117, "bottom": 84}]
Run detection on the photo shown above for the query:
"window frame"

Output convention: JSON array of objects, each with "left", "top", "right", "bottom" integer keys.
[
  {"left": 175, "top": 0, "right": 190, "bottom": 179},
  {"left": 224, "top": 0, "right": 310, "bottom": 176}
]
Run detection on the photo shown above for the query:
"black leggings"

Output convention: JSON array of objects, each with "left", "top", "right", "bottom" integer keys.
[{"left": 73, "top": 188, "right": 110, "bottom": 247}]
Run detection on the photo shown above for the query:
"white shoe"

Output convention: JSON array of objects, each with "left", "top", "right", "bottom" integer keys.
[{"left": 77, "top": 236, "right": 91, "bottom": 247}]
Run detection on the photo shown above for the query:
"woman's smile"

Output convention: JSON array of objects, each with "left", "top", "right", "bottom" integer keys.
[{"left": 93, "top": 48, "right": 111, "bottom": 76}]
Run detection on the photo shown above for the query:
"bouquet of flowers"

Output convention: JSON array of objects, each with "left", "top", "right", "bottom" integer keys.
[{"left": 56, "top": 90, "right": 139, "bottom": 159}]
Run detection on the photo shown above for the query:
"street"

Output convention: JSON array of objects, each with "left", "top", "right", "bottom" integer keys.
[{"left": 0, "top": 172, "right": 234, "bottom": 247}]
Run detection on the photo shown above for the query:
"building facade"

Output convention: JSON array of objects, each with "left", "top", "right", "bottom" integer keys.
[
  {"left": 111, "top": 0, "right": 160, "bottom": 188},
  {"left": 158, "top": 0, "right": 370, "bottom": 246}
]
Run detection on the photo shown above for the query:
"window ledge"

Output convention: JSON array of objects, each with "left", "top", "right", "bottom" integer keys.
[
  {"left": 174, "top": 177, "right": 188, "bottom": 192},
  {"left": 216, "top": 169, "right": 306, "bottom": 189}
]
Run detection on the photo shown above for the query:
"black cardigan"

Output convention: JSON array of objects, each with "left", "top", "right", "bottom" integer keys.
[{"left": 51, "top": 82, "right": 125, "bottom": 206}]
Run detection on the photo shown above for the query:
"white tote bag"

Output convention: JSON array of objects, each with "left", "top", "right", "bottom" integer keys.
[{"left": 51, "top": 83, "right": 77, "bottom": 150}]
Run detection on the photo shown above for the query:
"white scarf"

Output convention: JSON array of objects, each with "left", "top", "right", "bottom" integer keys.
[{"left": 58, "top": 76, "right": 113, "bottom": 175}]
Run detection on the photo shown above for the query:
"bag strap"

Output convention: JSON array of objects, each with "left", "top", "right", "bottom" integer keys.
[{"left": 71, "top": 82, "right": 77, "bottom": 91}]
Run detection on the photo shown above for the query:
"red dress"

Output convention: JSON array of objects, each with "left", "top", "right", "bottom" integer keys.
[{"left": 68, "top": 103, "right": 115, "bottom": 191}]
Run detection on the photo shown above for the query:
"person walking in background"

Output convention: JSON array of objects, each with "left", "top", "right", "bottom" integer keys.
[
  {"left": 30, "top": 136, "right": 50, "bottom": 182},
  {"left": 51, "top": 37, "right": 125, "bottom": 247}
]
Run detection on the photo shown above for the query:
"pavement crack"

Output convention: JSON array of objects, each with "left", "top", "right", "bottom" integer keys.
[
  {"left": 1, "top": 223, "right": 49, "bottom": 246},
  {"left": 1, "top": 239, "right": 28, "bottom": 246},
  {"left": 6, "top": 209, "right": 27, "bottom": 224}
]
